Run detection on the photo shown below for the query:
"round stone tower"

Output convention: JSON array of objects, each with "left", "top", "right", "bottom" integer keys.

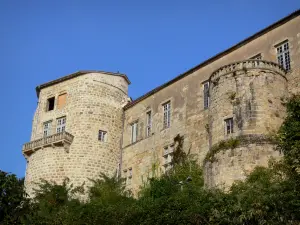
[
  {"left": 23, "top": 71, "right": 130, "bottom": 196},
  {"left": 205, "top": 60, "right": 287, "bottom": 188}
]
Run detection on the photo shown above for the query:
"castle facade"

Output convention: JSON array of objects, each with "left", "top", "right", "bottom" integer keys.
[{"left": 23, "top": 10, "right": 300, "bottom": 195}]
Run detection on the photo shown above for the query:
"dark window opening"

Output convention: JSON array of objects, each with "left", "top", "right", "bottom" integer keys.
[{"left": 47, "top": 97, "right": 55, "bottom": 111}]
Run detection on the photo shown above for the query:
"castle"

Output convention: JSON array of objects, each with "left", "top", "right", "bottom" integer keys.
[{"left": 23, "top": 10, "right": 300, "bottom": 195}]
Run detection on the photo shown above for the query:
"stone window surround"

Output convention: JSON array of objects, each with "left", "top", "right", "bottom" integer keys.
[
  {"left": 56, "top": 116, "right": 66, "bottom": 133},
  {"left": 98, "top": 130, "right": 107, "bottom": 142},
  {"left": 224, "top": 117, "right": 234, "bottom": 136},
  {"left": 162, "top": 144, "right": 174, "bottom": 172},
  {"left": 45, "top": 96, "right": 55, "bottom": 112},
  {"left": 162, "top": 99, "right": 171, "bottom": 130},
  {"left": 43, "top": 120, "right": 52, "bottom": 137},
  {"left": 274, "top": 38, "right": 293, "bottom": 72},
  {"left": 45, "top": 91, "right": 67, "bottom": 112},
  {"left": 130, "top": 120, "right": 138, "bottom": 144},
  {"left": 42, "top": 115, "right": 67, "bottom": 137},
  {"left": 146, "top": 110, "right": 152, "bottom": 137},
  {"left": 202, "top": 81, "right": 210, "bottom": 110}
]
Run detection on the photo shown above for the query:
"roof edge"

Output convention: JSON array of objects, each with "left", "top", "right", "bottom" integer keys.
[
  {"left": 124, "top": 9, "right": 300, "bottom": 110},
  {"left": 36, "top": 70, "right": 130, "bottom": 97}
]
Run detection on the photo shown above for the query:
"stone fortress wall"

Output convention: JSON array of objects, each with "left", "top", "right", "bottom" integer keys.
[
  {"left": 121, "top": 12, "right": 300, "bottom": 193},
  {"left": 205, "top": 60, "right": 287, "bottom": 188},
  {"left": 23, "top": 72, "right": 129, "bottom": 196},
  {"left": 23, "top": 11, "right": 300, "bottom": 195}
]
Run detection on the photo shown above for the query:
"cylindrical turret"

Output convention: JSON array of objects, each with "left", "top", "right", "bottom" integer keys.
[
  {"left": 205, "top": 60, "right": 287, "bottom": 188},
  {"left": 23, "top": 71, "right": 129, "bottom": 196}
]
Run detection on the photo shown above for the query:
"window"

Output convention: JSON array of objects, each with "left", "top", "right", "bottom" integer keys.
[
  {"left": 250, "top": 53, "right": 262, "bottom": 60},
  {"left": 163, "top": 101, "right": 171, "bottom": 129},
  {"left": 146, "top": 111, "right": 152, "bottom": 137},
  {"left": 43, "top": 121, "right": 52, "bottom": 137},
  {"left": 46, "top": 97, "right": 55, "bottom": 111},
  {"left": 203, "top": 82, "right": 210, "bottom": 109},
  {"left": 98, "top": 130, "right": 107, "bottom": 142},
  {"left": 126, "top": 168, "right": 132, "bottom": 185},
  {"left": 57, "top": 93, "right": 67, "bottom": 109},
  {"left": 163, "top": 145, "right": 174, "bottom": 172},
  {"left": 277, "top": 41, "right": 291, "bottom": 70},
  {"left": 56, "top": 117, "right": 66, "bottom": 133},
  {"left": 131, "top": 122, "right": 138, "bottom": 143},
  {"left": 224, "top": 118, "right": 234, "bottom": 135}
]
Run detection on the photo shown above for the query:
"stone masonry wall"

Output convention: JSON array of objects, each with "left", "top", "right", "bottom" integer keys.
[
  {"left": 122, "top": 15, "right": 300, "bottom": 193},
  {"left": 25, "top": 72, "right": 129, "bottom": 196},
  {"left": 204, "top": 61, "right": 287, "bottom": 188},
  {"left": 205, "top": 142, "right": 281, "bottom": 188}
]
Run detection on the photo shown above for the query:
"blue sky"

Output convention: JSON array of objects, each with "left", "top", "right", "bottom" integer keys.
[{"left": 0, "top": 0, "right": 299, "bottom": 177}]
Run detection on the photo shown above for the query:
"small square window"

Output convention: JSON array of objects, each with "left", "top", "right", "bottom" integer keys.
[
  {"left": 224, "top": 118, "right": 234, "bottom": 135},
  {"left": 98, "top": 130, "right": 107, "bottom": 142},
  {"left": 46, "top": 97, "right": 55, "bottom": 111}
]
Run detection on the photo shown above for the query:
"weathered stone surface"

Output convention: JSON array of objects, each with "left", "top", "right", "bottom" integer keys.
[
  {"left": 24, "top": 73, "right": 129, "bottom": 196},
  {"left": 23, "top": 13, "right": 300, "bottom": 196}
]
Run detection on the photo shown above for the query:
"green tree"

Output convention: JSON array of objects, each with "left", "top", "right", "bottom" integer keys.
[{"left": 0, "top": 170, "right": 26, "bottom": 224}]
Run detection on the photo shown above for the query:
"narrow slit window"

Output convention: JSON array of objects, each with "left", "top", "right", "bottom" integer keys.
[
  {"left": 146, "top": 111, "right": 152, "bottom": 137},
  {"left": 163, "top": 101, "right": 171, "bottom": 129},
  {"left": 203, "top": 82, "right": 210, "bottom": 109}
]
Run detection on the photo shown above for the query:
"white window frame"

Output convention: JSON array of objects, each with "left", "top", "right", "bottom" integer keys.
[
  {"left": 224, "top": 118, "right": 234, "bottom": 135},
  {"left": 98, "top": 130, "right": 107, "bottom": 142},
  {"left": 56, "top": 117, "right": 66, "bottom": 133},
  {"left": 43, "top": 120, "right": 52, "bottom": 137},
  {"left": 163, "top": 101, "right": 171, "bottom": 129},
  {"left": 131, "top": 122, "right": 138, "bottom": 143},
  {"left": 146, "top": 111, "right": 152, "bottom": 137},
  {"left": 203, "top": 82, "right": 210, "bottom": 109},
  {"left": 276, "top": 41, "right": 291, "bottom": 71}
]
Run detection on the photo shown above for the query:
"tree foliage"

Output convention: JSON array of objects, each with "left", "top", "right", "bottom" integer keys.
[{"left": 0, "top": 170, "right": 26, "bottom": 224}]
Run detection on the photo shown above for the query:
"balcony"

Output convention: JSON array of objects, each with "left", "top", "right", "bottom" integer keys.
[{"left": 22, "top": 131, "right": 74, "bottom": 157}]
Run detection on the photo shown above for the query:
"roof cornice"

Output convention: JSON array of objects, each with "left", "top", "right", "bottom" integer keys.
[
  {"left": 124, "top": 9, "right": 300, "bottom": 110},
  {"left": 36, "top": 70, "right": 130, "bottom": 97}
]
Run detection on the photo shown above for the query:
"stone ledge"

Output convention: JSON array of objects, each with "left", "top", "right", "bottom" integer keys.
[
  {"left": 22, "top": 131, "right": 74, "bottom": 157},
  {"left": 210, "top": 60, "right": 287, "bottom": 83}
]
